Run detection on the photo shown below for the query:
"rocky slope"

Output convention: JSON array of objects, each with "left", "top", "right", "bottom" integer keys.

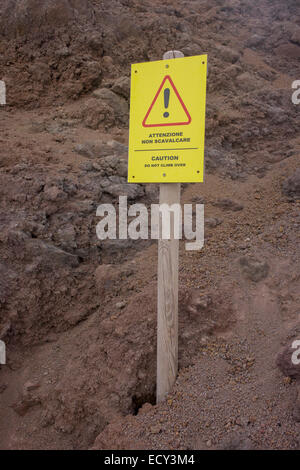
[{"left": 0, "top": 0, "right": 299, "bottom": 450}]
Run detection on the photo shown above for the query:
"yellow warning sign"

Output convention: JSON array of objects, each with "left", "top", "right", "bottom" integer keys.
[{"left": 128, "top": 54, "right": 207, "bottom": 183}]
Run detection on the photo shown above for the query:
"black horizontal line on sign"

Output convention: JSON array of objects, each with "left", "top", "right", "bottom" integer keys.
[{"left": 134, "top": 148, "right": 199, "bottom": 152}]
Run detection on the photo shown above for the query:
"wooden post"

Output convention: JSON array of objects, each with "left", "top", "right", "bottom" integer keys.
[{"left": 157, "top": 50, "right": 184, "bottom": 404}]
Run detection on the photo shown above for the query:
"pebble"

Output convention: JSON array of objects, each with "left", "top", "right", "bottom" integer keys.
[{"left": 116, "top": 301, "right": 126, "bottom": 309}]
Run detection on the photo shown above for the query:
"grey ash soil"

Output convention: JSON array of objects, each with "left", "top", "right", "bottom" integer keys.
[{"left": 0, "top": 0, "right": 300, "bottom": 450}]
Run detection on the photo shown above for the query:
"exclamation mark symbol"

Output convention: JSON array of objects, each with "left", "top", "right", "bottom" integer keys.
[{"left": 163, "top": 88, "right": 170, "bottom": 118}]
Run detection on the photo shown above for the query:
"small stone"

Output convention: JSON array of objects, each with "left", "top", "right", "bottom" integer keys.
[
  {"left": 246, "top": 34, "right": 264, "bottom": 48},
  {"left": 205, "top": 217, "right": 223, "bottom": 228},
  {"left": 282, "top": 168, "right": 300, "bottom": 201},
  {"left": 291, "top": 28, "right": 300, "bottom": 46},
  {"left": 103, "top": 180, "right": 144, "bottom": 200},
  {"left": 111, "top": 76, "right": 130, "bottom": 99},
  {"left": 12, "top": 396, "right": 41, "bottom": 417},
  {"left": 23, "top": 380, "right": 40, "bottom": 393},
  {"left": 236, "top": 72, "right": 256, "bottom": 92},
  {"left": 150, "top": 425, "right": 161, "bottom": 434},
  {"left": 213, "top": 199, "right": 244, "bottom": 211},
  {"left": 43, "top": 185, "right": 66, "bottom": 202},
  {"left": 239, "top": 256, "right": 269, "bottom": 282},
  {"left": 116, "top": 301, "right": 126, "bottom": 310},
  {"left": 92, "top": 88, "right": 128, "bottom": 118},
  {"left": 283, "top": 377, "right": 292, "bottom": 385},
  {"left": 0, "top": 384, "right": 7, "bottom": 394},
  {"left": 55, "top": 47, "right": 71, "bottom": 58},
  {"left": 217, "top": 433, "right": 253, "bottom": 450},
  {"left": 216, "top": 45, "right": 240, "bottom": 63}
]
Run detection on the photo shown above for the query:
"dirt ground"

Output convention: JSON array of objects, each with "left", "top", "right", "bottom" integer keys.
[{"left": 0, "top": 0, "right": 300, "bottom": 450}]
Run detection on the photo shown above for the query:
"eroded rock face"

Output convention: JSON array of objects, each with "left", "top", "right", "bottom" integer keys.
[
  {"left": 0, "top": 0, "right": 94, "bottom": 37},
  {"left": 0, "top": 0, "right": 101, "bottom": 106}
]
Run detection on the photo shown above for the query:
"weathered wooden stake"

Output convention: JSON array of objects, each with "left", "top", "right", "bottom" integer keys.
[{"left": 157, "top": 50, "right": 184, "bottom": 404}]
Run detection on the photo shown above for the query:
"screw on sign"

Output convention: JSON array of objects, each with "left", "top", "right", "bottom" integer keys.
[{"left": 128, "top": 50, "right": 207, "bottom": 403}]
